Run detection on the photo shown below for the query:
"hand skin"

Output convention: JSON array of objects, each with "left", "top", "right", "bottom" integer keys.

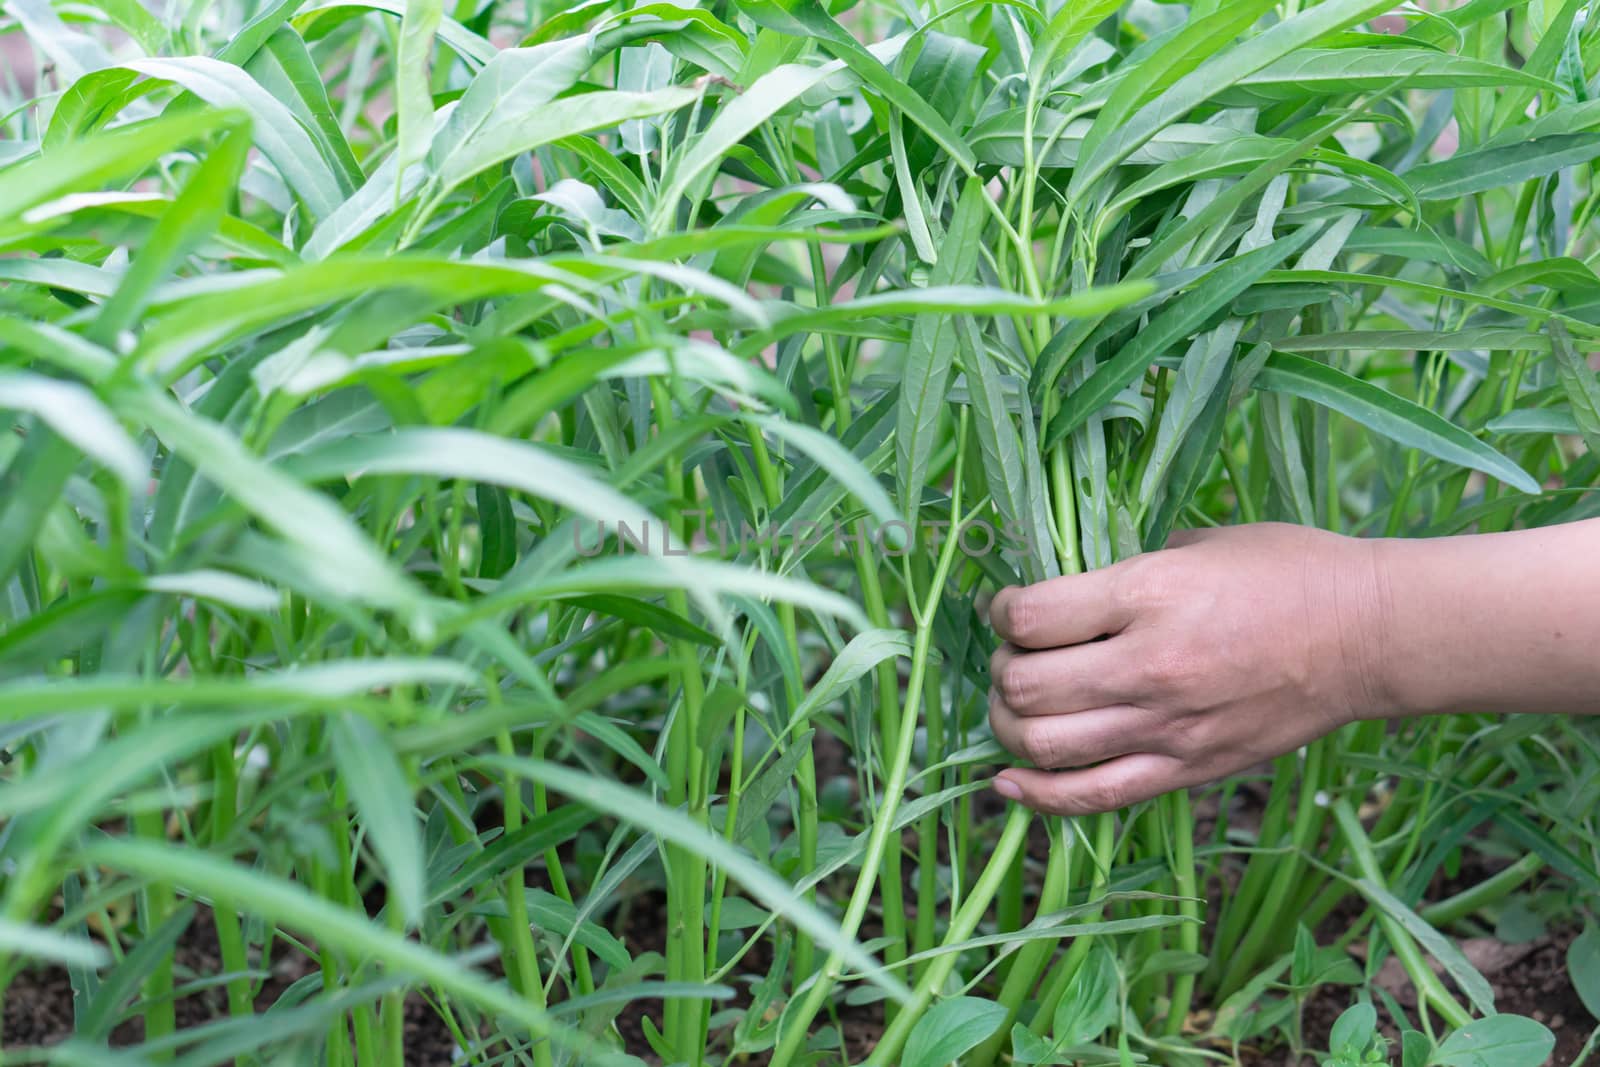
[{"left": 986, "top": 518, "right": 1600, "bottom": 816}]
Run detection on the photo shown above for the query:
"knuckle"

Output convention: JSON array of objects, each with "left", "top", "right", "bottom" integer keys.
[
  {"left": 1143, "top": 646, "right": 1199, "bottom": 695},
  {"left": 999, "top": 663, "right": 1036, "bottom": 710},
  {"left": 1018, "top": 723, "right": 1062, "bottom": 768},
  {"left": 1082, "top": 778, "right": 1129, "bottom": 813},
  {"left": 1111, "top": 554, "right": 1165, "bottom": 613},
  {"left": 1002, "top": 592, "right": 1039, "bottom": 642}
]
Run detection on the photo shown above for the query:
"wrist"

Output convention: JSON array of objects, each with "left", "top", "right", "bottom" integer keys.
[{"left": 1335, "top": 534, "right": 1403, "bottom": 722}]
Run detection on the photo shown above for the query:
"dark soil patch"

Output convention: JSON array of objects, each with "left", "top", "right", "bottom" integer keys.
[
  {"left": 3, "top": 905, "right": 460, "bottom": 1065},
  {"left": 1252, "top": 926, "right": 1595, "bottom": 1067}
]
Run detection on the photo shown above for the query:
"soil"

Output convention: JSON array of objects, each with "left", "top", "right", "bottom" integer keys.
[
  {"left": 6, "top": 889, "right": 1593, "bottom": 1066},
  {"left": 5, "top": 765, "right": 1593, "bottom": 1066},
  {"left": 1282, "top": 926, "right": 1595, "bottom": 1067}
]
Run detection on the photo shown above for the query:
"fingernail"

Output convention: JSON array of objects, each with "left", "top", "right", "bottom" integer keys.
[{"left": 991, "top": 776, "right": 1022, "bottom": 801}]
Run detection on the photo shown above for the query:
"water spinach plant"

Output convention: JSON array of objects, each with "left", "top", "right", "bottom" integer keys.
[{"left": 1, "top": 0, "right": 1598, "bottom": 1065}]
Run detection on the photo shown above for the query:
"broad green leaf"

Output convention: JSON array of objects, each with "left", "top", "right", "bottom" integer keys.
[
  {"left": 1570, "top": 924, "right": 1600, "bottom": 1019},
  {"left": 1433, "top": 1016, "right": 1555, "bottom": 1067},
  {"left": 1330, "top": 1003, "right": 1377, "bottom": 1056},
  {"left": 1054, "top": 943, "right": 1119, "bottom": 1046},
  {"left": 1256, "top": 353, "right": 1541, "bottom": 494},
  {"left": 903, "top": 996, "right": 1008, "bottom": 1067}
]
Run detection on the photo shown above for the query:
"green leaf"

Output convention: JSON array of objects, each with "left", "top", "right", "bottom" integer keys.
[
  {"left": 330, "top": 713, "right": 426, "bottom": 927},
  {"left": 1255, "top": 353, "right": 1541, "bottom": 495},
  {"left": 897, "top": 177, "right": 986, "bottom": 516},
  {"left": 656, "top": 62, "right": 842, "bottom": 225},
  {"left": 752, "top": 415, "right": 898, "bottom": 528},
  {"left": 246, "top": 27, "right": 365, "bottom": 192},
  {"left": 789, "top": 629, "right": 913, "bottom": 729},
  {"left": 430, "top": 86, "right": 698, "bottom": 211},
  {"left": 91, "top": 123, "right": 251, "bottom": 345},
  {"left": 476, "top": 754, "right": 910, "bottom": 1004},
  {"left": 0, "top": 372, "right": 144, "bottom": 489},
  {"left": 1079, "top": 0, "right": 1278, "bottom": 167},
  {"left": 0, "top": 917, "right": 109, "bottom": 969},
  {"left": 1407, "top": 133, "right": 1600, "bottom": 200},
  {"left": 1273, "top": 329, "right": 1550, "bottom": 355},
  {"left": 1028, "top": 0, "right": 1123, "bottom": 91},
  {"left": 78, "top": 905, "right": 196, "bottom": 1039},
  {"left": 85, "top": 838, "right": 585, "bottom": 1051},
  {"left": 1137, "top": 321, "right": 1241, "bottom": 512},
  {"left": 0, "top": 108, "right": 239, "bottom": 227},
  {"left": 1432, "top": 1015, "right": 1555, "bottom": 1067},
  {"left": 1054, "top": 943, "right": 1118, "bottom": 1047},
  {"left": 122, "top": 57, "right": 345, "bottom": 219},
  {"left": 1330, "top": 1002, "right": 1376, "bottom": 1056},
  {"left": 1551, "top": 322, "right": 1600, "bottom": 457},
  {"left": 1069, "top": 0, "right": 1400, "bottom": 200},
  {"left": 1219, "top": 47, "right": 1550, "bottom": 104},
  {"left": 733, "top": 729, "right": 814, "bottom": 846},
  {"left": 1569, "top": 924, "right": 1600, "bottom": 1019},
  {"left": 1046, "top": 226, "right": 1322, "bottom": 448},
  {"left": 118, "top": 386, "right": 432, "bottom": 629},
  {"left": 902, "top": 996, "right": 1008, "bottom": 1067},
  {"left": 395, "top": 0, "right": 443, "bottom": 196},
  {"left": 1351, "top": 876, "right": 1497, "bottom": 1017}
]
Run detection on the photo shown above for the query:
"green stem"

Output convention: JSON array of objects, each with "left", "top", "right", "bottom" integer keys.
[
  {"left": 1163, "top": 790, "right": 1201, "bottom": 1038},
  {"left": 134, "top": 807, "right": 177, "bottom": 1060},
  {"left": 868, "top": 807, "right": 1034, "bottom": 1066},
  {"left": 1419, "top": 853, "right": 1545, "bottom": 928},
  {"left": 1331, "top": 800, "right": 1472, "bottom": 1030},
  {"left": 769, "top": 424, "right": 972, "bottom": 1066}
]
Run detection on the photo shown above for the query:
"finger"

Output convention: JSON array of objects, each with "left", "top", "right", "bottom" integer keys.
[
  {"left": 991, "top": 564, "right": 1137, "bottom": 649},
  {"left": 990, "top": 754, "right": 1189, "bottom": 816},
  {"left": 989, "top": 641, "right": 1141, "bottom": 716},
  {"left": 988, "top": 694, "right": 1167, "bottom": 769}
]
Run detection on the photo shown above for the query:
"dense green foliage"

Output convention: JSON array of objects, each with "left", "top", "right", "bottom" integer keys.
[{"left": 2, "top": 0, "right": 1599, "bottom": 1064}]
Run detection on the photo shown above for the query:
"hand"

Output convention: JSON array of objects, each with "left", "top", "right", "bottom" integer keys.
[{"left": 986, "top": 523, "right": 1390, "bottom": 815}]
